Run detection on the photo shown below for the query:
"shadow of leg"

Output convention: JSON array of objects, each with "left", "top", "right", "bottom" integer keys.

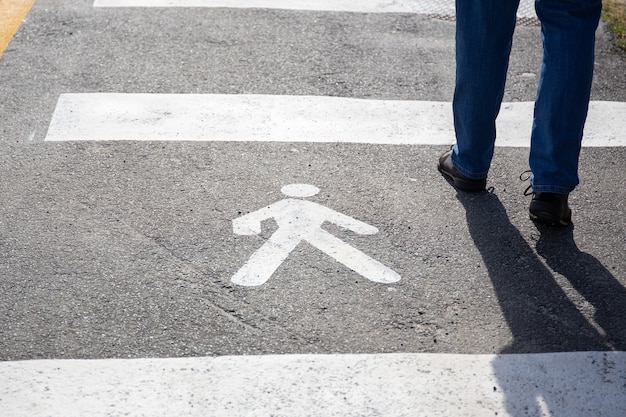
[
  {"left": 535, "top": 224, "right": 626, "bottom": 351},
  {"left": 457, "top": 191, "right": 619, "bottom": 416},
  {"left": 456, "top": 191, "right": 608, "bottom": 352}
]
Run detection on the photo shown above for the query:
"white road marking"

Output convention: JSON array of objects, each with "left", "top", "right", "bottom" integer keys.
[
  {"left": 93, "top": 0, "right": 538, "bottom": 19},
  {"left": 1, "top": 352, "right": 624, "bottom": 416},
  {"left": 232, "top": 184, "right": 400, "bottom": 286},
  {"left": 44, "top": 94, "right": 626, "bottom": 147}
]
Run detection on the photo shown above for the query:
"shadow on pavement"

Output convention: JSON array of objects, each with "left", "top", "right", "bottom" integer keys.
[{"left": 456, "top": 190, "right": 626, "bottom": 415}]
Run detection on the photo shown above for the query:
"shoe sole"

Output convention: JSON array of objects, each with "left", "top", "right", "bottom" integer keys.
[{"left": 529, "top": 210, "right": 572, "bottom": 226}]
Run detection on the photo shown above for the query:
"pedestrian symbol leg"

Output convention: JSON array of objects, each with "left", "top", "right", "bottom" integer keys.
[
  {"left": 232, "top": 229, "right": 301, "bottom": 286},
  {"left": 305, "top": 228, "right": 401, "bottom": 284}
]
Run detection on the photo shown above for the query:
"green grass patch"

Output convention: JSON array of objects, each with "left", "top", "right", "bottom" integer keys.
[{"left": 603, "top": 0, "right": 626, "bottom": 50}]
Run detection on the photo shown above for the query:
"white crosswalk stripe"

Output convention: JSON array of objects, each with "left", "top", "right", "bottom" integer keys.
[
  {"left": 2, "top": 352, "right": 625, "bottom": 416},
  {"left": 93, "top": 0, "right": 538, "bottom": 22},
  {"left": 44, "top": 94, "right": 626, "bottom": 147}
]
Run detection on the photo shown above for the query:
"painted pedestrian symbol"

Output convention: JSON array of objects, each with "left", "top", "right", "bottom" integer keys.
[{"left": 232, "top": 184, "right": 401, "bottom": 286}]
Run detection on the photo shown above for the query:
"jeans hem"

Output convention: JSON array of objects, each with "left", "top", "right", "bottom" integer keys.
[
  {"left": 450, "top": 154, "right": 489, "bottom": 180},
  {"left": 529, "top": 184, "right": 575, "bottom": 194}
]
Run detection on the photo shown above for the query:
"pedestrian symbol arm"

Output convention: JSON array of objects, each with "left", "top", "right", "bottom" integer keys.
[{"left": 233, "top": 204, "right": 278, "bottom": 235}]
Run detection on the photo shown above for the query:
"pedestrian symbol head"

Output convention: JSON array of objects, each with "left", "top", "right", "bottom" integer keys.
[{"left": 281, "top": 184, "right": 320, "bottom": 198}]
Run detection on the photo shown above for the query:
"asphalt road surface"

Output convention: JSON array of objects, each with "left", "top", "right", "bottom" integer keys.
[{"left": 1, "top": 1, "right": 625, "bottom": 416}]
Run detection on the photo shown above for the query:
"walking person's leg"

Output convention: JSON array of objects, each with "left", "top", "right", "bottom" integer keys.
[
  {"left": 528, "top": 0, "right": 602, "bottom": 225},
  {"left": 439, "top": 0, "right": 521, "bottom": 191}
]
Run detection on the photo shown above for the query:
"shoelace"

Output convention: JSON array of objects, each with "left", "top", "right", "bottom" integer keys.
[{"left": 520, "top": 170, "right": 533, "bottom": 196}]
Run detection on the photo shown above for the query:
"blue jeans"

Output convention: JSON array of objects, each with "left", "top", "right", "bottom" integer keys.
[{"left": 451, "top": 0, "right": 602, "bottom": 194}]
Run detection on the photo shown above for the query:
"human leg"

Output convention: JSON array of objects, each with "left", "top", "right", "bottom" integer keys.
[
  {"left": 450, "top": 0, "right": 521, "bottom": 179},
  {"left": 529, "top": 0, "right": 602, "bottom": 194},
  {"left": 526, "top": 0, "right": 601, "bottom": 226}
]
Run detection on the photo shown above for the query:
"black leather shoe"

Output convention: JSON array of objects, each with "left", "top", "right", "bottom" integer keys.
[
  {"left": 529, "top": 192, "right": 572, "bottom": 226},
  {"left": 437, "top": 149, "right": 486, "bottom": 192}
]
